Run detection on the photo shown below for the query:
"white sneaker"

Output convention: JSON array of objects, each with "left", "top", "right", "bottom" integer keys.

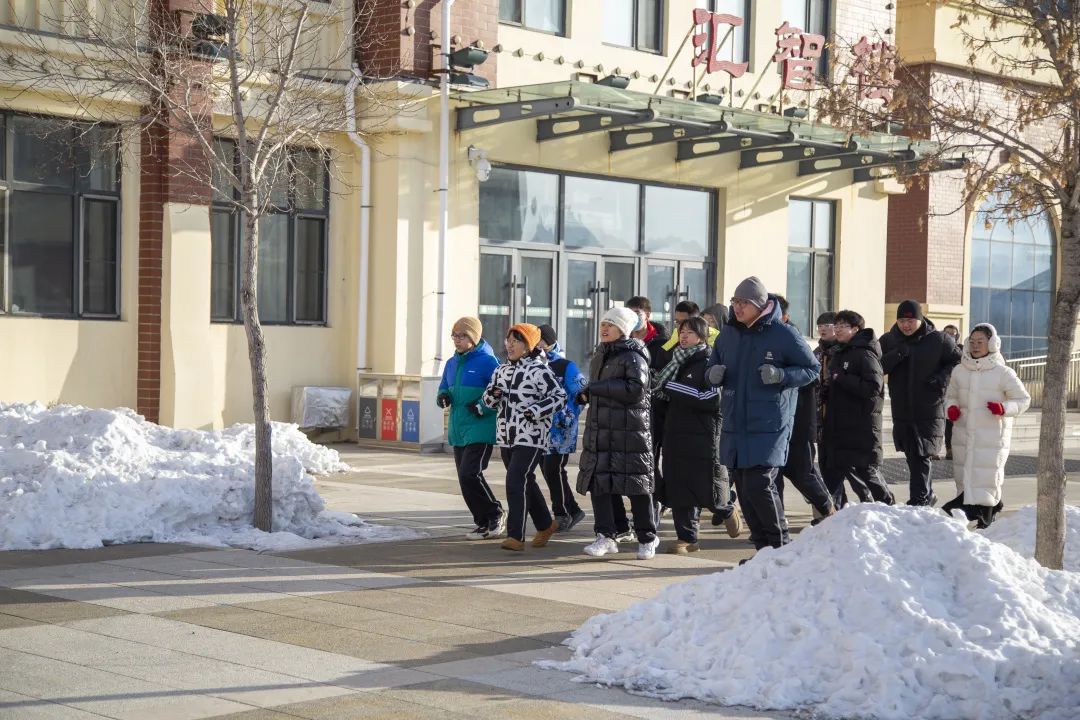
[
  {"left": 464, "top": 526, "right": 489, "bottom": 540},
  {"left": 490, "top": 514, "right": 507, "bottom": 539},
  {"left": 636, "top": 536, "right": 659, "bottom": 560},
  {"left": 583, "top": 534, "right": 619, "bottom": 557}
]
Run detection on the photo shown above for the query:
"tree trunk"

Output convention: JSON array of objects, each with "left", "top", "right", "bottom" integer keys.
[
  {"left": 240, "top": 204, "right": 274, "bottom": 532},
  {"left": 1035, "top": 204, "right": 1080, "bottom": 569}
]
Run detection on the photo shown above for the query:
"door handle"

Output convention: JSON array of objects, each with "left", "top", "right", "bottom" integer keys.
[{"left": 521, "top": 276, "right": 529, "bottom": 323}]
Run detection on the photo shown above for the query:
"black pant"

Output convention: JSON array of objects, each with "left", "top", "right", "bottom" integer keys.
[
  {"left": 731, "top": 466, "right": 788, "bottom": 550},
  {"left": 453, "top": 444, "right": 502, "bottom": 529},
  {"left": 591, "top": 492, "right": 656, "bottom": 543},
  {"left": 500, "top": 446, "right": 553, "bottom": 541},
  {"left": 824, "top": 464, "right": 893, "bottom": 508},
  {"left": 905, "top": 452, "right": 934, "bottom": 505},
  {"left": 945, "top": 420, "right": 954, "bottom": 453},
  {"left": 672, "top": 506, "right": 700, "bottom": 543},
  {"left": 537, "top": 453, "right": 581, "bottom": 518},
  {"left": 781, "top": 440, "right": 835, "bottom": 515}
]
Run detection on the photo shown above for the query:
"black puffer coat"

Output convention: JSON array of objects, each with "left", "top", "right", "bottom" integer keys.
[
  {"left": 659, "top": 349, "right": 723, "bottom": 509},
  {"left": 821, "top": 328, "right": 885, "bottom": 469},
  {"left": 576, "top": 338, "right": 654, "bottom": 496},
  {"left": 880, "top": 318, "right": 962, "bottom": 456}
]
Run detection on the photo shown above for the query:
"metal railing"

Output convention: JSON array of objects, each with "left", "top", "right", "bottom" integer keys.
[{"left": 1005, "top": 351, "right": 1080, "bottom": 409}]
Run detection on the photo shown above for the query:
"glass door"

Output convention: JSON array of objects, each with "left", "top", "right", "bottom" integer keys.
[
  {"left": 520, "top": 253, "right": 555, "bottom": 328},
  {"left": 680, "top": 262, "right": 709, "bottom": 309},
  {"left": 478, "top": 251, "right": 513, "bottom": 354},
  {"left": 565, "top": 256, "right": 599, "bottom": 369},
  {"left": 646, "top": 260, "right": 678, "bottom": 327},
  {"left": 479, "top": 249, "right": 557, "bottom": 356},
  {"left": 602, "top": 258, "right": 636, "bottom": 312}
]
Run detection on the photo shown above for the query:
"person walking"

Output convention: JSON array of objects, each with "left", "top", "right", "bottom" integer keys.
[
  {"left": 775, "top": 296, "right": 837, "bottom": 522},
  {"left": 702, "top": 304, "right": 726, "bottom": 331},
  {"left": 941, "top": 324, "right": 962, "bottom": 460},
  {"left": 706, "top": 277, "right": 820, "bottom": 553},
  {"left": 535, "top": 324, "right": 588, "bottom": 532},
  {"left": 942, "top": 324, "right": 1030, "bottom": 528},
  {"left": 437, "top": 317, "right": 505, "bottom": 540},
  {"left": 880, "top": 300, "right": 962, "bottom": 506},
  {"left": 480, "top": 324, "right": 566, "bottom": 551},
  {"left": 577, "top": 307, "right": 660, "bottom": 560},
  {"left": 820, "top": 310, "right": 895, "bottom": 508},
  {"left": 654, "top": 317, "right": 733, "bottom": 553}
]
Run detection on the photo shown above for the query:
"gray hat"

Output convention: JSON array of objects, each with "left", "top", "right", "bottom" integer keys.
[{"left": 733, "top": 276, "right": 768, "bottom": 309}]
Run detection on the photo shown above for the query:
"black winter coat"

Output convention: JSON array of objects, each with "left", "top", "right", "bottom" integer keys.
[
  {"left": 821, "top": 328, "right": 885, "bottom": 469},
  {"left": 879, "top": 318, "right": 962, "bottom": 456},
  {"left": 659, "top": 349, "right": 723, "bottom": 509},
  {"left": 644, "top": 322, "right": 672, "bottom": 442},
  {"left": 576, "top": 338, "right": 654, "bottom": 496}
]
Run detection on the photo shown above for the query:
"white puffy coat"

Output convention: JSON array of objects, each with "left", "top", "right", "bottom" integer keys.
[{"left": 945, "top": 325, "right": 1030, "bottom": 506}]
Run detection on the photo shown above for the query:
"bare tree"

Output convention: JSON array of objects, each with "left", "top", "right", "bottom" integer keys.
[
  {"left": 1, "top": 0, "right": 397, "bottom": 531},
  {"left": 817, "top": 1, "right": 1077, "bottom": 568}
]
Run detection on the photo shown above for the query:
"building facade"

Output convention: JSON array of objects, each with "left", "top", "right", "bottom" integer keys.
[{"left": 0, "top": 0, "right": 1062, "bottom": 436}]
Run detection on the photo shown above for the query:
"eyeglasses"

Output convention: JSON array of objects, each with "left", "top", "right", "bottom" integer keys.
[
  {"left": 833, "top": 323, "right": 852, "bottom": 331},
  {"left": 729, "top": 297, "right": 751, "bottom": 307},
  {"left": 817, "top": 323, "right": 834, "bottom": 328},
  {"left": 450, "top": 333, "right": 471, "bottom": 340}
]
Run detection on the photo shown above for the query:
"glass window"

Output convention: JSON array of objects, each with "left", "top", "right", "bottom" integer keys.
[
  {"left": 563, "top": 177, "right": 638, "bottom": 250},
  {"left": 210, "top": 210, "right": 236, "bottom": 321},
  {"left": 9, "top": 192, "right": 73, "bottom": 314},
  {"left": 210, "top": 143, "right": 329, "bottom": 324},
  {"left": 82, "top": 199, "right": 118, "bottom": 316},
  {"left": 501, "top": 0, "right": 566, "bottom": 35},
  {"left": 643, "top": 186, "right": 710, "bottom": 256},
  {"left": 786, "top": 198, "right": 834, "bottom": 336},
  {"left": 1, "top": 115, "right": 120, "bottom": 318},
  {"left": 479, "top": 167, "right": 558, "bottom": 244},
  {"left": 699, "top": 0, "right": 751, "bottom": 63},
  {"left": 604, "top": 0, "right": 661, "bottom": 52},
  {"left": 969, "top": 194, "right": 1055, "bottom": 357}
]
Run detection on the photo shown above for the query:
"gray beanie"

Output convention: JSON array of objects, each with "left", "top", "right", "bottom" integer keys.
[{"left": 733, "top": 276, "right": 768, "bottom": 309}]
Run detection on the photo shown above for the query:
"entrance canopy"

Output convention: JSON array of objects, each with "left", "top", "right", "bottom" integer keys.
[{"left": 454, "top": 81, "right": 963, "bottom": 181}]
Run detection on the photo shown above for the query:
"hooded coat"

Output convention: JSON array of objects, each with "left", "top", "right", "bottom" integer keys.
[
  {"left": 544, "top": 346, "right": 586, "bottom": 455},
  {"left": 945, "top": 324, "right": 1030, "bottom": 506},
  {"left": 879, "top": 317, "right": 962, "bottom": 457},
  {"left": 707, "top": 296, "right": 820, "bottom": 469},
  {"left": 576, "top": 337, "right": 654, "bottom": 496},
  {"left": 821, "top": 328, "right": 885, "bottom": 469},
  {"left": 659, "top": 347, "right": 723, "bottom": 509},
  {"left": 438, "top": 339, "right": 499, "bottom": 446}
]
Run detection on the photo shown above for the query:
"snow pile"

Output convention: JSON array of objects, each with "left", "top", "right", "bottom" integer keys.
[
  {"left": 542, "top": 505, "right": 1080, "bottom": 720},
  {"left": 0, "top": 402, "right": 421, "bottom": 552},
  {"left": 982, "top": 504, "right": 1080, "bottom": 572}
]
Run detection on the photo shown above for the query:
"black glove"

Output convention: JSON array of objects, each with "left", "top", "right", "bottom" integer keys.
[
  {"left": 436, "top": 391, "right": 452, "bottom": 409},
  {"left": 575, "top": 389, "right": 590, "bottom": 406},
  {"left": 490, "top": 387, "right": 505, "bottom": 399},
  {"left": 894, "top": 345, "right": 910, "bottom": 362},
  {"left": 467, "top": 402, "right": 484, "bottom": 417},
  {"left": 522, "top": 408, "right": 536, "bottom": 423}
]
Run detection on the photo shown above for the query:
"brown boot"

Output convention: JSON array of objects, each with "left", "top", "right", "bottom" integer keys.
[
  {"left": 666, "top": 540, "right": 699, "bottom": 555},
  {"left": 501, "top": 538, "right": 525, "bottom": 552},
  {"left": 531, "top": 523, "right": 557, "bottom": 548}
]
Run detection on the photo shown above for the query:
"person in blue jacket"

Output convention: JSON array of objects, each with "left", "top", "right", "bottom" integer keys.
[
  {"left": 535, "top": 325, "right": 587, "bottom": 532},
  {"left": 706, "top": 277, "right": 820, "bottom": 552},
  {"left": 437, "top": 317, "right": 505, "bottom": 540}
]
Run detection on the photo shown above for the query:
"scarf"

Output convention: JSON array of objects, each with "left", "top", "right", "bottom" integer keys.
[{"left": 652, "top": 344, "right": 704, "bottom": 394}]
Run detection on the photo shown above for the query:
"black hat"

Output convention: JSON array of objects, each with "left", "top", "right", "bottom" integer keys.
[
  {"left": 896, "top": 300, "right": 923, "bottom": 321},
  {"left": 538, "top": 324, "right": 558, "bottom": 347}
]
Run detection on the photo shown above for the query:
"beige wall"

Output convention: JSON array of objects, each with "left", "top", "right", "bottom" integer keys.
[{"left": 0, "top": 98, "right": 140, "bottom": 411}]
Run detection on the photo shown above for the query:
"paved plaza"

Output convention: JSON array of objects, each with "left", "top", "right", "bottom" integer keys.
[{"left": 2, "top": 441, "right": 1079, "bottom": 719}]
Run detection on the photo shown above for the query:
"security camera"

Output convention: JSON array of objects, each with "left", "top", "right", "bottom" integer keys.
[{"left": 468, "top": 145, "right": 491, "bottom": 182}]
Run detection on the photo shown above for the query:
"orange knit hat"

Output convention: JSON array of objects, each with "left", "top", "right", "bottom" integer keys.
[{"left": 507, "top": 323, "right": 542, "bottom": 352}]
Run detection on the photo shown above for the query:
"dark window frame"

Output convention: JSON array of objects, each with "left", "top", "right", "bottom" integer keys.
[
  {"left": 0, "top": 113, "right": 122, "bottom": 320},
  {"left": 778, "top": 0, "right": 831, "bottom": 79},
  {"left": 498, "top": 0, "right": 568, "bottom": 37},
  {"left": 787, "top": 197, "right": 835, "bottom": 338},
  {"left": 603, "top": 0, "right": 665, "bottom": 54},
  {"left": 210, "top": 140, "right": 330, "bottom": 326},
  {"left": 702, "top": 0, "right": 752, "bottom": 65}
]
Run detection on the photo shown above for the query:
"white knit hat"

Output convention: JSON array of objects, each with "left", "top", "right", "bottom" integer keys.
[{"left": 600, "top": 306, "right": 639, "bottom": 338}]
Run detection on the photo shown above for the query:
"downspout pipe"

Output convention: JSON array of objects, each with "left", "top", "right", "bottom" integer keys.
[
  {"left": 346, "top": 66, "right": 372, "bottom": 373},
  {"left": 434, "top": 0, "right": 454, "bottom": 377}
]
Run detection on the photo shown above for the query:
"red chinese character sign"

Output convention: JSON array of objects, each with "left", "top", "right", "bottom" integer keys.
[
  {"left": 851, "top": 36, "right": 898, "bottom": 102},
  {"left": 774, "top": 21, "right": 824, "bottom": 90},
  {"left": 690, "top": 8, "right": 748, "bottom": 79}
]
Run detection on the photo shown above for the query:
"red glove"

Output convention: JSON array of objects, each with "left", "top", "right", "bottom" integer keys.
[
  {"left": 946, "top": 405, "right": 961, "bottom": 422},
  {"left": 987, "top": 402, "right": 1006, "bottom": 416}
]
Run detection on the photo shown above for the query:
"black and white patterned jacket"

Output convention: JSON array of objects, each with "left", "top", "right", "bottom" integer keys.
[{"left": 482, "top": 354, "right": 567, "bottom": 449}]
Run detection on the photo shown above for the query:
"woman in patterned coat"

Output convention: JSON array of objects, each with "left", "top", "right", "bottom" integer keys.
[{"left": 480, "top": 323, "right": 566, "bottom": 551}]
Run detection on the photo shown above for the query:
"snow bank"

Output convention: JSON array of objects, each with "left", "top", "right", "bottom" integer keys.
[
  {"left": 982, "top": 504, "right": 1080, "bottom": 572},
  {"left": 542, "top": 505, "right": 1080, "bottom": 720},
  {"left": 0, "top": 402, "right": 421, "bottom": 552}
]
